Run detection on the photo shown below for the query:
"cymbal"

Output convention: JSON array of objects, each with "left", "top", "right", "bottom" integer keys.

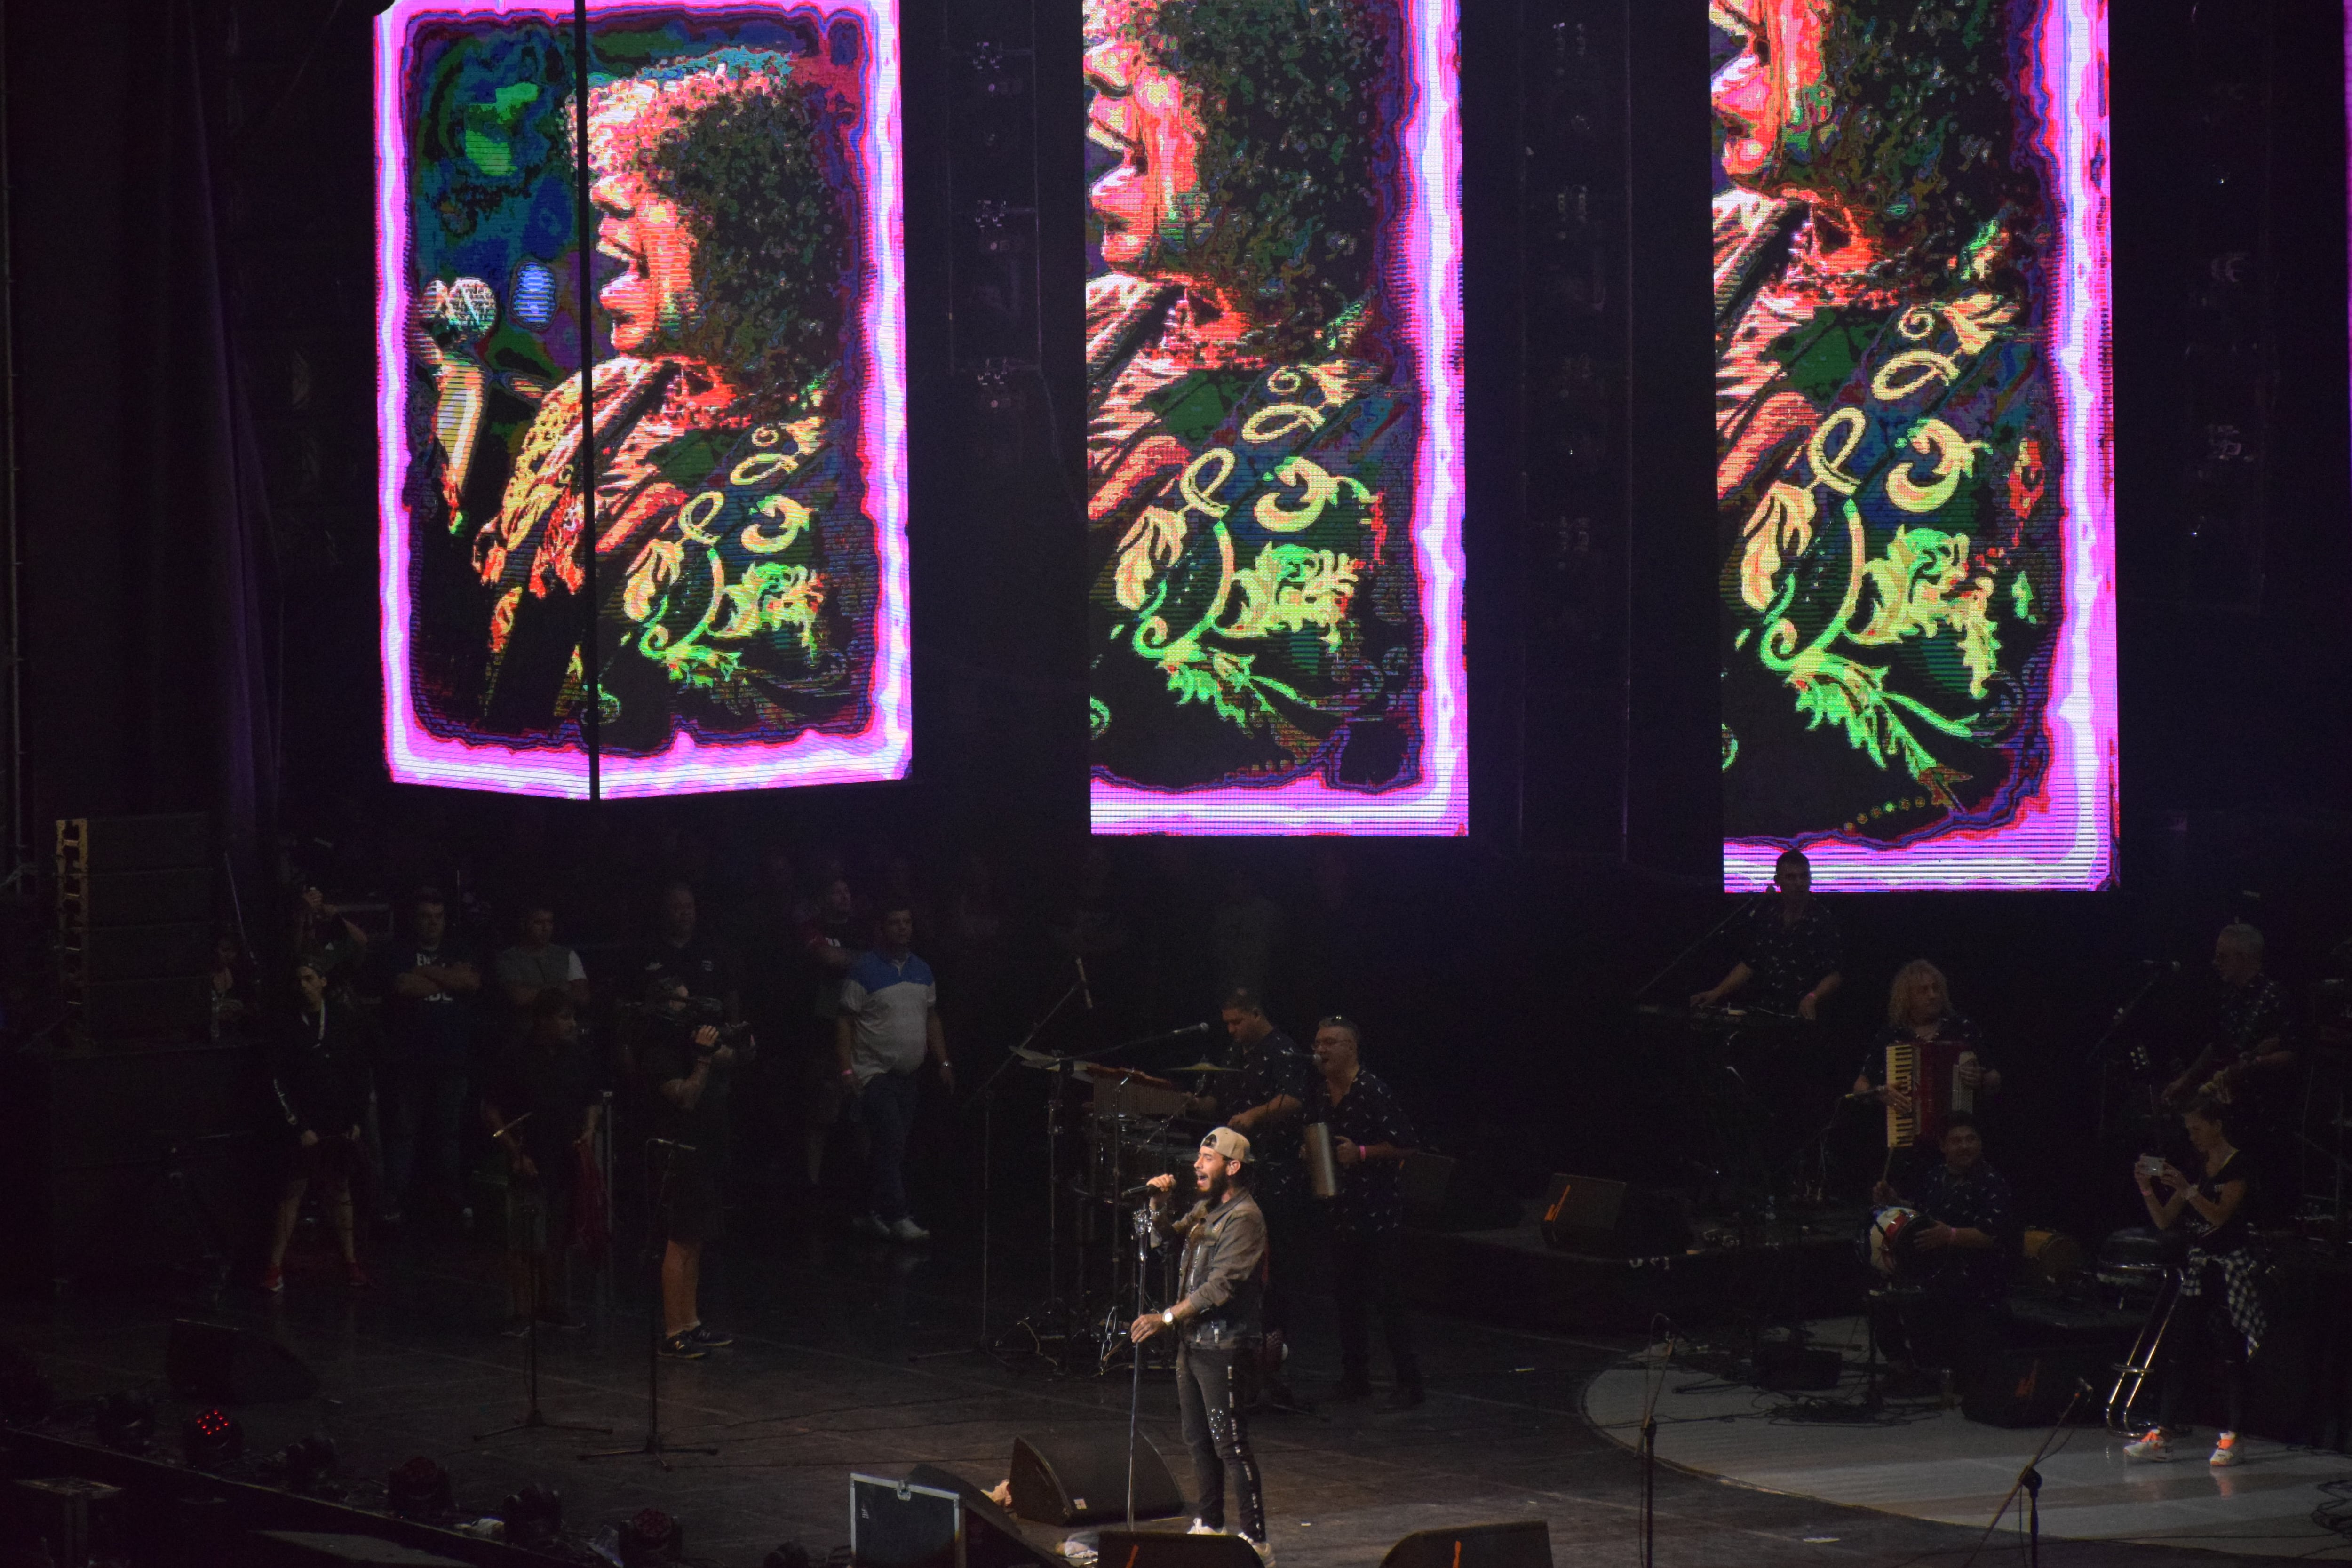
[{"left": 1169, "top": 1060, "right": 1234, "bottom": 1074}]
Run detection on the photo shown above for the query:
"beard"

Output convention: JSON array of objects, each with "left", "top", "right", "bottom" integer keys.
[{"left": 1199, "top": 1167, "right": 1229, "bottom": 1202}]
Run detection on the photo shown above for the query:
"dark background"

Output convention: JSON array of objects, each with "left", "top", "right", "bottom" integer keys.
[{"left": 2, "top": 0, "right": 2347, "bottom": 1255}]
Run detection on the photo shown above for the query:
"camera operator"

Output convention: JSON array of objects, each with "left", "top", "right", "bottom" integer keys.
[{"left": 639, "top": 978, "right": 751, "bottom": 1359}]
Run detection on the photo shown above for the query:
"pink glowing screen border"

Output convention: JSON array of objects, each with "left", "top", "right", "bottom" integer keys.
[
  {"left": 374, "top": 0, "right": 908, "bottom": 799},
  {"left": 1087, "top": 0, "right": 1468, "bottom": 838},
  {"left": 1723, "top": 0, "right": 2116, "bottom": 891}
]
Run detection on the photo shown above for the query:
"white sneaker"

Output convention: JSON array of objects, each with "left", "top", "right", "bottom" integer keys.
[
  {"left": 2210, "top": 1431, "right": 2243, "bottom": 1467},
  {"left": 2123, "top": 1429, "right": 2175, "bottom": 1461},
  {"left": 1188, "top": 1521, "right": 1220, "bottom": 1536},
  {"left": 889, "top": 1216, "right": 931, "bottom": 1242},
  {"left": 1242, "top": 1536, "right": 1274, "bottom": 1568},
  {"left": 853, "top": 1213, "right": 891, "bottom": 1238}
]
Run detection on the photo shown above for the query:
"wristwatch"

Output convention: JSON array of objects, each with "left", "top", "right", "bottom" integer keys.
[{"left": 1160, "top": 1308, "right": 1175, "bottom": 1327}]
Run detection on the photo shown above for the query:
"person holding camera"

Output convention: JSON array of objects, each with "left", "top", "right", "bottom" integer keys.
[
  {"left": 640, "top": 979, "right": 746, "bottom": 1359},
  {"left": 2126, "top": 1097, "right": 2263, "bottom": 1466},
  {"left": 835, "top": 903, "right": 951, "bottom": 1242}
]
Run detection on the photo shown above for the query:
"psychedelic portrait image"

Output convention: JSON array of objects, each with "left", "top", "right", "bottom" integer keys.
[
  {"left": 376, "top": 0, "right": 907, "bottom": 798},
  {"left": 1083, "top": 0, "right": 1466, "bottom": 836},
  {"left": 1711, "top": 0, "right": 2114, "bottom": 890}
]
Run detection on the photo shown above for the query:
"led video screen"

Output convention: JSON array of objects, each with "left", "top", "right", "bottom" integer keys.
[
  {"left": 1712, "top": 0, "right": 2115, "bottom": 890},
  {"left": 376, "top": 0, "right": 907, "bottom": 798},
  {"left": 1083, "top": 0, "right": 1466, "bottom": 836}
]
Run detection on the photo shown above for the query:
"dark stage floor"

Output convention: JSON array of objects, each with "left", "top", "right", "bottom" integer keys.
[{"left": 0, "top": 1216, "right": 2287, "bottom": 1567}]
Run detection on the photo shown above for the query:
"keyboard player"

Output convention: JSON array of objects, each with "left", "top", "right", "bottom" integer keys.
[{"left": 1853, "top": 959, "right": 2001, "bottom": 1186}]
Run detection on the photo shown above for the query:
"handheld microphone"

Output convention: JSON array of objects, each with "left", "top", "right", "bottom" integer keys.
[{"left": 1077, "top": 955, "right": 1095, "bottom": 1011}]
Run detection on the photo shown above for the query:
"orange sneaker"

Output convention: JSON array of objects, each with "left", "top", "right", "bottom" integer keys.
[{"left": 2210, "top": 1431, "right": 2243, "bottom": 1467}]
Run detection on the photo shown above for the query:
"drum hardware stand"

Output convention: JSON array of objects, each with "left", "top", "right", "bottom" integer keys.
[
  {"left": 958, "top": 963, "right": 1086, "bottom": 1366},
  {"left": 582, "top": 1140, "right": 716, "bottom": 1469},
  {"left": 1976, "top": 1376, "right": 2092, "bottom": 1568}
]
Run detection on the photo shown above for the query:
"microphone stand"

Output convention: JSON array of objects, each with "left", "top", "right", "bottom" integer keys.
[
  {"left": 1637, "top": 1328, "right": 1674, "bottom": 1568},
  {"left": 1632, "top": 892, "right": 1765, "bottom": 1005},
  {"left": 1970, "top": 1379, "right": 2090, "bottom": 1568},
  {"left": 2082, "top": 963, "right": 2176, "bottom": 1142},
  {"left": 475, "top": 1112, "right": 607, "bottom": 1441},
  {"left": 581, "top": 1139, "right": 717, "bottom": 1469},
  {"left": 1125, "top": 1201, "right": 1156, "bottom": 1526}
]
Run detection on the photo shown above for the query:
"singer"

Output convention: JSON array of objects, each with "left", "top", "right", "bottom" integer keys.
[
  {"left": 465, "top": 46, "right": 874, "bottom": 750},
  {"left": 1131, "top": 1128, "right": 1271, "bottom": 1559}
]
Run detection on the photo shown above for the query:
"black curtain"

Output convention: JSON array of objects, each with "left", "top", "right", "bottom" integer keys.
[{"left": 10, "top": 0, "right": 279, "bottom": 920}]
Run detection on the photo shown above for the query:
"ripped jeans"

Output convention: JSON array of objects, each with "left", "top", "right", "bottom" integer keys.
[{"left": 1176, "top": 1345, "right": 1265, "bottom": 1543}]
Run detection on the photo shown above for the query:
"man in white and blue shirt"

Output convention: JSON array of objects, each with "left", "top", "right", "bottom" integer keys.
[{"left": 834, "top": 905, "right": 953, "bottom": 1241}]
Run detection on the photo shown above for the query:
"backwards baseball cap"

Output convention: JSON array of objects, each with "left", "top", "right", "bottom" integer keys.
[{"left": 1199, "top": 1127, "right": 1253, "bottom": 1164}]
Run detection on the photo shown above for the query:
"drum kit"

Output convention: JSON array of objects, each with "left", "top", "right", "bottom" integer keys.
[{"left": 993, "top": 1043, "right": 1237, "bottom": 1374}]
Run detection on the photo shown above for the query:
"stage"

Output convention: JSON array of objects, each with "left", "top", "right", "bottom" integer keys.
[
  {"left": 1584, "top": 1317, "right": 2352, "bottom": 1561},
  {"left": 0, "top": 1218, "right": 2321, "bottom": 1566}
]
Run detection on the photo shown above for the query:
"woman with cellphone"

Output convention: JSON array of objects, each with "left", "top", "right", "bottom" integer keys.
[{"left": 2125, "top": 1098, "right": 2263, "bottom": 1466}]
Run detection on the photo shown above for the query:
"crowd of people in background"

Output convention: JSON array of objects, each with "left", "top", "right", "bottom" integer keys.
[{"left": 213, "top": 825, "right": 1402, "bottom": 1361}]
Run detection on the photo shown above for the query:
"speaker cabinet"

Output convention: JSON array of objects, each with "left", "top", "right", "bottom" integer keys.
[
  {"left": 1538, "top": 1174, "right": 1686, "bottom": 1258},
  {"left": 1378, "top": 1521, "right": 1552, "bottom": 1568},
  {"left": 167, "top": 1319, "right": 321, "bottom": 1404},
  {"left": 1007, "top": 1433, "right": 1184, "bottom": 1526}
]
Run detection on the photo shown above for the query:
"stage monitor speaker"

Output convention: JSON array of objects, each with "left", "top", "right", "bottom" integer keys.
[
  {"left": 167, "top": 1320, "right": 321, "bottom": 1404},
  {"left": 1093, "top": 1532, "right": 1263, "bottom": 1568},
  {"left": 905, "top": 1465, "right": 1052, "bottom": 1568},
  {"left": 1377, "top": 1521, "right": 1553, "bottom": 1568},
  {"left": 1007, "top": 1433, "right": 1184, "bottom": 1526},
  {"left": 1538, "top": 1174, "right": 1685, "bottom": 1258},
  {"left": 1961, "top": 1350, "right": 2104, "bottom": 1429}
]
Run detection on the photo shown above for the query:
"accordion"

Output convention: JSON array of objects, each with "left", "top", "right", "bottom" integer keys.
[{"left": 1886, "top": 1038, "right": 1976, "bottom": 1148}]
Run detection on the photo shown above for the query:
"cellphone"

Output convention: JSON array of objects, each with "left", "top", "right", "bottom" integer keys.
[{"left": 2136, "top": 1154, "right": 2165, "bottom": 1178}]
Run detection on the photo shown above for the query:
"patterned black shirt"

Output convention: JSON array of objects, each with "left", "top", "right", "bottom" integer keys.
[
  {"left": 1739, "top": 900, "right": 1843, "bottom": 1013},
  {"left": 1226, "top": 1028, "right": 1312, "bottom": 1201},
  {"left": 2216, "top": 975, "right": 2293, "bottom": 1064},
  {"left": 1903, "top": 1160, "right": 2018, "bottom": 1307},
  {"left": 1306, "top": 1067, "right": 1417, "bottom": 1234}
]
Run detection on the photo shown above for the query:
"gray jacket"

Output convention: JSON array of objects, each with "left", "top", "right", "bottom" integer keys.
[{"left": 1156, "top": 1187, "right": 1266, "bottom": 1351}]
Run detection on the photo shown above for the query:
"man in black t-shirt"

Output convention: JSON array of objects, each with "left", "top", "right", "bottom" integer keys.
[
  {"left": 482, "top": 989, "right": 601, "bottom": 1333},
  {"left": 638, "top": 883, "right": 742, "bottom": 1025},
  {"left": 1306, "top": 1016, "right": 1422, "bottom": 1409},
  {"left": 376, "top": 890, "right": 483, "bottom": 1225}
]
